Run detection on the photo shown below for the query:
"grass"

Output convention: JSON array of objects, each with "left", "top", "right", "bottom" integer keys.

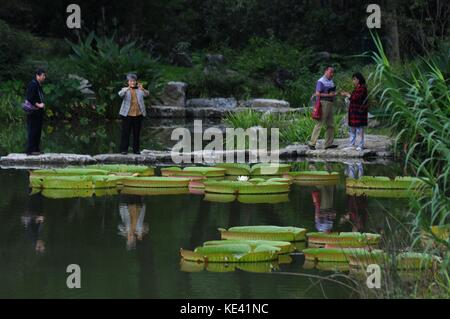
[
  {"left": 350, "top": 32, "right": 450, "bottom": 298},
  {"left": 224, "top": 109, "right": 347, "bottom": 146}
]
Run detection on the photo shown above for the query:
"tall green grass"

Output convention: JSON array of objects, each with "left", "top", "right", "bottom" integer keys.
[{"left": 366, "top": 33, "right": 449, "bottom": 298}]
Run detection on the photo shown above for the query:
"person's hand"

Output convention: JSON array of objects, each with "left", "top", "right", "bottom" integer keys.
[
  {"left": 138, "top": 83, "right": 144, "bottom": 91},
  {"left": 36, "top": 103, "right": 45, "bottom": 109}
]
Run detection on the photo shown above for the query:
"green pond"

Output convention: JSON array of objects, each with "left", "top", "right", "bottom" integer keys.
[{"left": 0, "top": 162, "right": 411, "bottom": 299}]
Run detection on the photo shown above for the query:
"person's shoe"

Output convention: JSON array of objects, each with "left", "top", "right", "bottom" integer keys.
[
  {"left": 325, "top": 144, "right": 338, "bottom": 149},
  {"left": 307, "top": 144, "right": 316, "bottom": 150},
  {"left": 133, "top": 151, "right": 141, "bottom": 155},
  {"left": 356, "top": 146, "right": 363, "bottom": 151},
  {"left": 31, "top": 152, "right": 42, "bottom": 156},
  {"left": 342, "top": 145, "right": 355, "bottom": 151}
]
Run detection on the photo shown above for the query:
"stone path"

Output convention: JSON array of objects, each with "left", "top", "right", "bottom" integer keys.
[{"left": 0, "top": 134, "right": 393, "bottom": 168}]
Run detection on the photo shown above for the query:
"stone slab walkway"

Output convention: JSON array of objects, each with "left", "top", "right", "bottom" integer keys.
[{"left": 0, "top": 134, "right": 393, "bottom": 168}]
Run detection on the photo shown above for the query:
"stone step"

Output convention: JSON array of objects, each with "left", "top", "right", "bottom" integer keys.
[{"left": 0, "top": 135, "right": 393, "bottom": 168}]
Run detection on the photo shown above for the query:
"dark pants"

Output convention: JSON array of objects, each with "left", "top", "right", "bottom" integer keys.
[
  {"left": 26, "top": 110, "right": 44, "bottom": 154},
  {"left": 120, "top": 115, "right": 143, "bottom": 153}
]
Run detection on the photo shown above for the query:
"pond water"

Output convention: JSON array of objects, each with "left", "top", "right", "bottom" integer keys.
[{"left": 0, "top": 162, "right": 410, "bottom": 299}]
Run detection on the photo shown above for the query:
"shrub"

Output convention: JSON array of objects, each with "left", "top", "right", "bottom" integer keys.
[
  {"left": 67, "top": 32, "right": 160, "bottom": 119},
  {"left": 0, "top": 80, "right": 25, "bottom": 123}
]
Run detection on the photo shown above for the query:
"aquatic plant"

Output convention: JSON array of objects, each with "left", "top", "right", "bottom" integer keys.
[{"left": 219, "top": 226, "right": 307, "bottom": 242}]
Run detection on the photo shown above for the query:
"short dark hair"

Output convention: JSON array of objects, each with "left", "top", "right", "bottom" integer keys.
[
  {"left": 352, "top": 72, "right": 366, "bottom": 85},
  {"left": 35, "top": 68, "right": 46, "bottom": 76},
  {"left": 325, "top": 66, "right": 335, "bottom": 72}
]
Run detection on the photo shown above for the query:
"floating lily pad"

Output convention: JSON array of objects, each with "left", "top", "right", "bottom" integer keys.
[
  {"left": 30, "top": 168, "right": 109, "bottom": 177},
  {"left": 203, "top": 239, "right": 294, "bottom": 254},
  {"left": 214, "top": 163, "right": 291, "bottom": 176},
  {"left": 84, "top": 164, "right": 155, "bottom": 176},
  {"left": 180, "top": 259, "right": 279, "bottom": 273},
  {"left": 214, "top": 163, "right": 251, "bottom": 176},
  {"left": 204, "top": 180, "right": 290, "bottom": 194},
  {"left": 40, "top": 175, "right": 121, "bottom": 189},
  {"left": 303, "top": 248, "right": 375, "bottom": 263},
  {"left": 237, "top": 193, "right": 290, "bottom": 204},
  {"left": 203, "top": 193, "right": 237, "bottom": 203},
  {"left": 180, "top": 243, "right": 279, "bottom": 263},
  {"left": 306, "top": 232, "right": 381, "bottom": 247},
  {"left": 41, "top": 188, "right": 94, "bottom": 199},
  {"left": 219, "top": 225, "right": 307, "bottom": 242},
  {"left": 346, "top": 176, "right": 430, "bottom": 190},
  {"left": 161, "top": 166, "right": 226, "bottom": 177},
  {"left": 120, "top": 187, "right": 190, "bottom": 196},
  {"left": 287, "top": 171, "right": 340, "bottom": 181},
  {"left": 122, "top": 176, "right": 190, "bottom": 188}
]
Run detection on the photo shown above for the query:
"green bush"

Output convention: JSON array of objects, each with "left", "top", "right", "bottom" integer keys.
[
  {"left": 0, "top": 80, "right": 24, "bottom": 123},
  {"left": 67, "top": 32, "right": 159, "bottom": 119},
  {"left": 0, "top": 19, "right": 36, "bottom": 82}
]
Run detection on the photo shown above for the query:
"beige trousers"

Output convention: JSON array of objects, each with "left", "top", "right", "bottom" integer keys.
[{"left": 309, "top": 100, "right": 335, "bottom": 147}]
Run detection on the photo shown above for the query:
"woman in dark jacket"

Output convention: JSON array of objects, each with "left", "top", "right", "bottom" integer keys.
[
  {"left": 341, "top": 72, "right": 368, "bottom": 151},
  {"left": 25, "top": 69, "right": 46, "bottom": 155}
]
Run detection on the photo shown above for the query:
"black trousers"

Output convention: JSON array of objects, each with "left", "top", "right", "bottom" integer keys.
[
  {"left": 26, "top": 110, "right": 44, "bottom": 154},
  {"left": 120, "top": 115, "right": 143, "bottom": 153}
]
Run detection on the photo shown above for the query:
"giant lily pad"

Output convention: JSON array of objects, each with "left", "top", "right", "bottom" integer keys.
[
  {"left": 346, "top": 176, "right": 430, "bottom": 190},
  {"left": 345, "top": 187, "right": 421, "bottom": 198},
  {"left": 203, "top": 239, "right": 294, "bottom": 254},
  {"left": 161, "top": 166, "right": 226, "bottom": 177},
  {"left": 219, "top": 226, "right": 307, "bottom": 242},
  {"left": 40, "top": 175, "right": 121, "bottom": 189},
  {"left": 120, "top": 187, "right": 190, "bottom": 196},
  {"left": 204, "top": 180, "right": 290, "bottom": 194},
  {"left": 121, "top": 176, "right": 190, "bottom": 188},
  {"left": 214, "top": 163, "right": 291, "bottom": 176},
  {"left": 306, "top": 232, "right": 381, "bottom": 248},
  {"left": 303, "top": 248, "right": 378, "bottom": 263},
  {"left": 237, "top": 193, "right": 290, "bottom": 204},
  {"left": 287, "top": 171, "right": 340, "bottom": 181},
  {"left": 180, "top": 243, "right": 279, "bottom": 263},
  {"left": 30, "top": 168, "right": 109, "bottom": 177},
  {"left": 84, "top": 164, "right": 154, "bottom": 176}
]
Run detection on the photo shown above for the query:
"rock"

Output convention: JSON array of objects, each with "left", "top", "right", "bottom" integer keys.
[
  {"left": 0, "top": 153, "right": 96, "bottom": 165},
  {"left": 0, "top": 135, "right": 393, "bottom": 167},
  {"left": 160, "top": 81, "right": 187, "bottom": 107},
  {"left": 242, "top": 99, "right": 290, "bottom": 108},
  {"left": 170, "top": 52, "right": 193, "bottom": 67},
  {"left": 186, "top": 98, "right": 237, "bottom": 109}
]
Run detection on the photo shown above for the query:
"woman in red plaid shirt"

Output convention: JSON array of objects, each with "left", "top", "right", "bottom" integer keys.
[{"left": 341, "top": 73, "right": 368, "bottom": 151}]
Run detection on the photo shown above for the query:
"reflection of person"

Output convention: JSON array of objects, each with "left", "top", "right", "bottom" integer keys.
[
  {"left": 118, "top": 196, "right": 148, "bottom": 250},
  {"left": 345, "top": 161, "right": 364, "bottom": 179},
  {"left": 312, "top": 185, "right": 336, "bottom": 233},
  {"left": 308, "top": 66, "right": 338, "bottom": 150},
  {"left": 118, "top": 73, "right": 149, "bottom": 155},
  {"left": 25, "top": 69, "right": 47, "bottom": 155},
  {"left": 21, "top": 193, "right": 46, "bottom": 253},
  {"left": 341, "top": 73, "right": 368, "bottom": 151},
  {"left": 341, "top": 194, "right": 369, "bottom": 232}
]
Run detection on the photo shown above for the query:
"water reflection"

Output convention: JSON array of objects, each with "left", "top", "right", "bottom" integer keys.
[
  {"left": 312, "top": 185, "right": 336, "bottom": 233},
  {"left": 21, "top": 192, "right": 46, "bottom": 254},
  {"left": 118, "top": 195, "right": 148, "bottom": 250}
]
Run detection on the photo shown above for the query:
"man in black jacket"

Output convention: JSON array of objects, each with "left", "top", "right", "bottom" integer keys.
[{"left": 25, "top": 69, "right": 46, "bottom": 155}]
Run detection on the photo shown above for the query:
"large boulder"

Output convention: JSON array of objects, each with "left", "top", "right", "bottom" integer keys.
[
  {"left": 241, "top": 99, "right": 290, "bottom": 108},
  {"left": 186, "top": 98, "right": 237, "bottom": 109},
  {"left": 160, "top": 81, "right": 187, "bottom": 107}
]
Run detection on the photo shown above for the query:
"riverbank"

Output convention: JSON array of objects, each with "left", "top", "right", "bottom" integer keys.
[{"left": 0, "top": 134, "right": 393, "bottom": 168}]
